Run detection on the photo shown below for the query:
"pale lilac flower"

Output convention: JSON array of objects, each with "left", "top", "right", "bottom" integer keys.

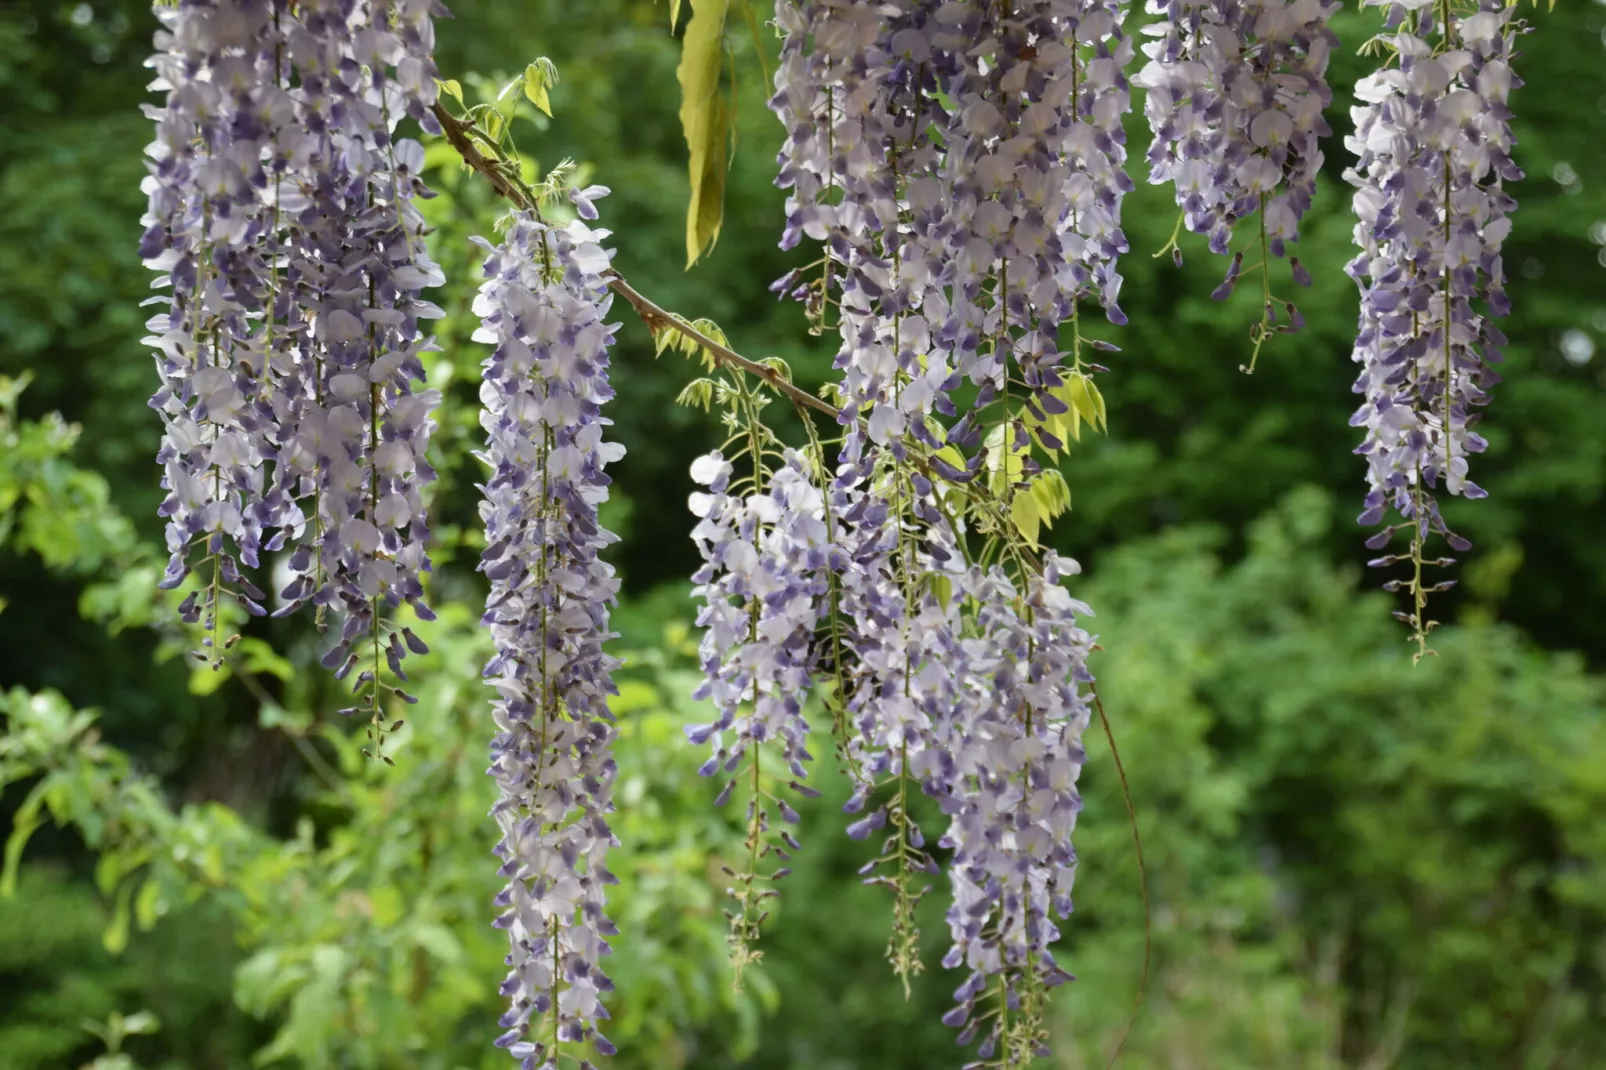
[
  {"left": 683, "top": 447, "right": 832, "bottom": 964},
  {"left": 253, "top": 0, "right": 448, "bottom": 699},
  {"left": 764, "top": 10, "right": 1116, "bottom": 1056},
  {"left": 685, "top": 450, "right": 828, "bottom": 795},
  {"left": 141, "top": 0, "right": 299, "bottom": 645}
]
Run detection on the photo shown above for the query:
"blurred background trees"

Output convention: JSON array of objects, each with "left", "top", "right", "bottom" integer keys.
[{"left": 1, "top": 0, "right": 1603, "bottom": 1067}]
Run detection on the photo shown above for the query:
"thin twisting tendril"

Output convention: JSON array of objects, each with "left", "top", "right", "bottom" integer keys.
[{"left": 1091, "top": 678, "right": 1149, "bottom": 1069}]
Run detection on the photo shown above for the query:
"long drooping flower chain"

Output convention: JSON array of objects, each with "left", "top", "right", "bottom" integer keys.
[
  {"left": 1345, "top": 0, "right": 1521, "bottom": 658},
  {"left": 475, "top": 206, "right": 625, "bottom": 1069},
  {"left": 760, "top": 2, "right": 1115, "bottom": 1062},
  {"left": 1135, "top": 0, "right": 1339, "bottom": 369},
  {"left": 142, "top": 0, "right": 447, "bottom": 754}
]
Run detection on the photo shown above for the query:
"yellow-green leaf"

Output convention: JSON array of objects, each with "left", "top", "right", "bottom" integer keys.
[
  {"left": 369, "top": 884, "right": 404, "bottom": 928},
  {"left": 135, "top": 879, "right": 162, "bottom": 930},
  {"left": 1, "top": 802, "right": 43, "bottom": 897},
  {"left": 677, "top": 0, "right": 732, "bottom": 268},
  {"left": 1030, "top": 472, "right": 1057, "bottom": 518},
  {"left": 614, "top": 679, "right": 661, "bottom": 715},
  {"left": 690, "top": 317, "right": 730, "bottom": 349},
  {"left": 1085, "top": 377, "right": 1107, "bottom": 433},
  {"left": 482, "top": 108, "right": 505, "bottom": 145},
  {"left": 104, "top": 880, "right": 133, "bottom": 954},
  {"left": 1045, "top": 381, "right": 1082, "bottom": 443},
  {"left": 1066, "top": 373, "right": 1092, "bottom": 424},
  {"left": 436, "top": 78, "right": 463, "bottom": 107},
  {"left": 984, "top": 424, "right": 1028, "bottom": 497},
  {"left": 653, "top": 323, "right": 677, "bottom": 357},
  {"left": 188, "top": 658, "right": 228, "bottom": 697},
  {"left": 1029, "top": 469, "right": 1071, "bottom": 524},
  {"left": 1060, "top": 372, "right": 1107, "bottom": 435},
  {"left": 523, "top": 63, "right": 552, "bottom": 117},
  {"left": 1010, "top": 492, "right": 1041, "bottom": 548}
]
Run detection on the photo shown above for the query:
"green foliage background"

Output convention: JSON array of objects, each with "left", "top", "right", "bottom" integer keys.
[{"left": 1, "top": 1, "right": 1604, "bottom": 1067}]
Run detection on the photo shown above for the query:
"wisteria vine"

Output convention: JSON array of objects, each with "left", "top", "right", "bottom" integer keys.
[{"left": 134, "top": 0, "right": 1538, "bottom": 1066}]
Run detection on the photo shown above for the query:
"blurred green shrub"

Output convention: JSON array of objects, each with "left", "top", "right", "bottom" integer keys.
[
  {"left": 5, "top": 481, "right": 1603, "bottom": 1068},
  {"left": 0, "top": 625, "right": 772, "bottom": 1069}
]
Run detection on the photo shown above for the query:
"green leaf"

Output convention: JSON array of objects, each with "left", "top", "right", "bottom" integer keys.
[
  {"left": 1057, "top": 372, "right": 1106, "bottom": 436},
  {"left": 1027, "top": 470, "right": 1071, "bottom": 535},
  {"left": 735, "top": 0, "right": 772, "bottom": 87},
  {"left": 613, "top": 679, "right": 662, "bottom": 715},
  {"left": 983, "top": 423, "right": 1028, "bottom": 497},
  {"left": 103, "top": 879, "right": 132, "bottom": 954},
  {"left": 1, "top": 811, "right": 41, "bottom": 898},
  {"left": 134, "top": 878, "right": 161, "bottom": 930},
  {"left": 237, "top": 637, "right": 293, "bottom": 683},
  {"left": 369, "top": 884, "right": 404, "bottom": 928},
  {"left": 1, "top": 778, "right": 48, "bottom": 897},
  {"left": 1010, "top": 492, "right": 1041, "bottom": 548},
  {"left": 675, "top": 378, "right": 717, "bottom": 411},
  {"left": 410, "top": 923, "right": 464, "bottom": 966},
  {"left": 676, "top": 0, "right": 732, "bottom": 268},
  {"left": 481, "top": 106, "right": 506, "bottom": 145},
  {"left": 523, "top": 65, "right": 551, "bottom": 116},
  {"left": 120, "top": 1011, "right": 160, "bottom": 1037},
  {"left": 259, "top": 701, "right": 312, "bottom": 734},
  {"left": 187, "top": 658, "right": 228, "bottom": 697},
  {"left": 522, "top": 59, "right": 559, "bottom": 117},
  {"left": 1084, "top": 377, "right": 1108, "bottom": 433},
  {"left": 436, "top": 78, "right": 463, "bottom": 107}
]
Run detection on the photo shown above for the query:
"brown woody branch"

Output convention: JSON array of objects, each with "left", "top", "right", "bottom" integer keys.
[
  {"left": 430, "top": 102, "right": 842, "bottom": 424},
  {"left": 429, "top": 100, "right": 1040, "bottom": 569}
]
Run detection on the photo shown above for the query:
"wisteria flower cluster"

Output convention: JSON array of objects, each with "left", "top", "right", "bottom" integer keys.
[
  {"left": 756, "top": 1, "right": 1115, "bottom": 1059},
  {"left": 473, "top": 207, "right": 627, "bottom": 1068},
  {"left": 685, "top": 447, "right": 831, "bottom": 971},
  {"left": 1136, "top": 0, "right": 1338, "bottom": 258},
  {"left": 140, "top": 0, "right": 447, "bottom": 733},
  {"left": 940, "top": 555, "right": 1095, "bottom": 1063},
  {"left": 1134, "top": 0, "right": 1338, "bottom": 358},
  {"left": 133, "top": 0, "right": 1539, "bottom": 1066},
  {"left": 1344, "top": 0, "right": 1521, "bottom": 652},
  {"left": 772, "top": 0, "right": 1132, "bottom": 466}
]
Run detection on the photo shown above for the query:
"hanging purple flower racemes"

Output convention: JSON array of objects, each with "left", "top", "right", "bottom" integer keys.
[
  {"left": 140, "top": 0, "right": 448, "bottom": 735},
  {"left": 130, "top": 0, "right": 1547, "bottom": 1065},
  {"left": 684, "top": 447, "right": 830, "bottom": 974},
  {"left": 751, "top": 3, "right": 1114, "bottom": 1062},
  {"left": 1134, "top": 0, "right": 1339, "bottom": 366},
  {"left": 1345, "top": 0, "right": 1521, "bottom": 655},
  {"left": 940, "top": 554, "right": 1095, "bottom": 1064},
  {"left": 475, "top": 205, "right": 626, "bottom": 1067}
]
